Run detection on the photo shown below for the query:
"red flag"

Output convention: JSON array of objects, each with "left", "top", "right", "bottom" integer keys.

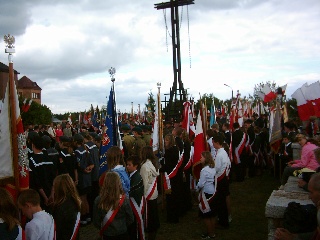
[{"left": 192, "top": 112, "right": 206, "bottom": 180}]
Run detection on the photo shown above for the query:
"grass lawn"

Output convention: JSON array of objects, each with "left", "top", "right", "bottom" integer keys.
[{"left": 156, "top": 170, "right": 279, "bottom": 240}]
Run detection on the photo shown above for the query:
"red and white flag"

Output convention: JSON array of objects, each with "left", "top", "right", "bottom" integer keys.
[
  {"left": 1, "top": 80, "right": 29, "bottom": 199},
  {"left": 257, "top": 85, "right": 277, "bottom": 103},
  {"left": 192, "top": 112, "right": 206, "bottom": 180},
  {"left": 291, "top": 83, "right": 312, "bottom": 121},
  {"left": 305, "top": 81, "right": 320, "bottom": 117}
]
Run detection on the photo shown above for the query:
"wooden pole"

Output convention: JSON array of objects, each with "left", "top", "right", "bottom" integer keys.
[{"left": 8, "top": 57, "right": 20, "bottom": 191}]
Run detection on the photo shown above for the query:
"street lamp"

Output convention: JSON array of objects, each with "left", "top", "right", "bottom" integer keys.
[{"left": 224, "top": 84, "right": 234, "bottom": 101}]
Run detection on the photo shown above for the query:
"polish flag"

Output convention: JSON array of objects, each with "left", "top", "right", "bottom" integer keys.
[
  {"left": 305, "top": 81, "right": 320, "bottom": 117},
  {"left": 291, "top": 83, "right": 312, "bottom": 121},
  {"left": 258, "top": 85, "right": 277, "bottom": 103},
  {"left": 192, "top": 112, "right": 205, "bottom": 180},
  {"left": 263, "top": 85, "right": 277, "bottom": 102}
]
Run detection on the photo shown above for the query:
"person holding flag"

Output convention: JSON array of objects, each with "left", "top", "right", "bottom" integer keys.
[
  {"left": 140, "top": 146, "right": 160, "bottom": 240},
  {"left": 231, "top": 122, "right": 247, "bottom": 182},
  {"left": 196, "top": 151, "right": 217, "bottom": 239},
  {"left": 161, "top": 134, "right": 182, "bottom": 224}
]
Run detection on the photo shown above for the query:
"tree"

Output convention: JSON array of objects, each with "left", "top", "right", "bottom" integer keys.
[
  {"left": 20, "top": 99, "right": 52, "bottom": 125},
  {"left": 145, "top": 91, "right": 156, "bottom": 123}
]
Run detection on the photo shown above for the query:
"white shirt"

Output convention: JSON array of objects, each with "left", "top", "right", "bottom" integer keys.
[
  {"left": 207, "top": 137, "right": 217, "bottom": 159},
  {"left": 215, "top": 148, "right": 231, "bottom": 178},
  {"left": 25, "top": 211, "right": 55, "bottom": 240},
  {"left": 196, "top": 165, "right": 216, "bottom": 194},
  {"left": 140, "top": 159, "right": 159, "bottom": 200}
]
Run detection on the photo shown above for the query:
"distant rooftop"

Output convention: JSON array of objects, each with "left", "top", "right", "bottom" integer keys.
[{"left": 18, "top": 76, "right": 42, "bottom": 90}]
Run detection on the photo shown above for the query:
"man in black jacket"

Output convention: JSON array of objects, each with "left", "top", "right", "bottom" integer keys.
[{"left": 231, "top": 122, "right": 247, "bottom": 182}]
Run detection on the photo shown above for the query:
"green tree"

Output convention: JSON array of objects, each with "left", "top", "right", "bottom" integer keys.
[
  {"left": 145, "top": 91, "right": 156, "bottom": 123},
  {"left": 20, "top": 99, "right": 52, "bottom": 125}
]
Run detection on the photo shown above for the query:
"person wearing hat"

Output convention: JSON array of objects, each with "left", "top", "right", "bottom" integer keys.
[
  {"left": 279, "top": 134, "right": 320, "bottom": 190},
  {"left": 83, "top": 132, "right": 100, "bottom": 221},
  {"left": 142, "top": 125, "right": 152, "bottom": 147},
  {"left": 121, "top": 124, "right": 135, "bottom": 159},
  {"left": 42, "top": 135, "right": 59, "bottom": 171},
  {"left": 74, "top": 133, "right": 94, "bottom": 225},
  {"left": 57, "top": 136, "right": 78, "bottom": 184},
  {"left": 132, "top": 127, "right": 146, "bottom": 159}
]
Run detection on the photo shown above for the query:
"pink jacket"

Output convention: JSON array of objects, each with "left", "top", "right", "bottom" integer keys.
[{"left": 291, "top": 142, "right": 319, "bottom": 170}]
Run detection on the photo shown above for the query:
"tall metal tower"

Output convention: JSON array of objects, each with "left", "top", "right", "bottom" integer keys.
[{"left": 154, "top": 0, "right": 195, "bottom": 121}]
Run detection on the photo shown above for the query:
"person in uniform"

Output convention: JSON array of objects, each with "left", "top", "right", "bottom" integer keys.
[
  {"left": 244, "top": 119, "right": 255, "bottom": 177},
  {"left": 132, "top": 127, "right": 146, "bottom": 159},
  {"left": 231, "top": 122, "right": 247, "bottom": 182},
  {"left": 29, "top": 135, "right": 56, "bottom": 211},
  {"left": 122, "top": 124, "right": 135, "bottom": 160},
  {"left": 142, "top": 125, "right": 152, "bottom": 147}
]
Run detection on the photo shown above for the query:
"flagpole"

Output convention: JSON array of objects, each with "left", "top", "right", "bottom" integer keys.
[
  {"left": 109, "top": 67, "right": 118, "bottom": 145},
  {"left": 157, "top": 83, "right": 163, "bottom": 152},
  {"left": 4, "top": 34, "right": 20, "bottom": 190}
]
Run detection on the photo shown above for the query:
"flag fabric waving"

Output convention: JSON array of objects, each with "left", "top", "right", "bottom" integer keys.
[
  {"left": 151, "top": 94, "right": 159, "bottom": 152},
  {"left": 269, "top": 102, "right": 282, "bottom": 154},
  {"left": 100, "top": 86, "right": 117, "bottom": 175},
  {"left": 291, "top": 83, "right": 312, "bottom": 121},
  {"left": 209, "top": 104, "right": 215, "bottom": 127},
  {"left": 1, "top": 80, "right": 29, "bottom": 198},
  {"left": 192, "top": 111, "right": 206, "bottom": 180}
]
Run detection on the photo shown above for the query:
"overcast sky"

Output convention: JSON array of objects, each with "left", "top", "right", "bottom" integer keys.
[{"left": 1, "top": 0, "right": 319, "bottom": 114}]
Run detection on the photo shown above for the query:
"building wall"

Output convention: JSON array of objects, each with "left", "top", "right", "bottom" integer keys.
[{"left": 19, "top": 88, "right": 41, "bottom": 104}]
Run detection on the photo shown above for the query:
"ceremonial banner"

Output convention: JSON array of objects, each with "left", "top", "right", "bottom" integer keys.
[
  {"left": 209, "top": 104, "right": 215, "bottom": 127},
  {"left": 151, "top": 94, "right": 159, "bottom": 152},
  {"left": 99, "top": 87, "right": 116, "bottom": 175},
  {"left": 182, "top": 101, "right": 195, "bottom": 137},
  {"left": 0, "top": 84, "right": 14, "bottom": 179},
  {"left": 270, "top": 103, "right": 282, "bottom": 154},
  {"left": 1, "top": 80, "right": 29, "bottom": 196}
]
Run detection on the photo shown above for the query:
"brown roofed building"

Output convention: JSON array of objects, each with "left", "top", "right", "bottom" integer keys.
[
  {"left": 17, "top": 76, "right": 42, "bottom": 104},
  {"left": 0, "top": 62, "right": 19, "bottom": 99}
]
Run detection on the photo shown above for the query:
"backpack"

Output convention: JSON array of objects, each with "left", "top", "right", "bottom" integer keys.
[{"left": 283, "top": 201, "right": 317, "bottom": 234}]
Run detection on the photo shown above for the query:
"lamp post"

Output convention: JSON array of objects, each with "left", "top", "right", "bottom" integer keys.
[{"left": 224, "top": 83, "right": 234, "bottom": 101}]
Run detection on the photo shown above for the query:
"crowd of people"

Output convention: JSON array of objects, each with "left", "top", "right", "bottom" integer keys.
[{"left": 1, "top": 113, "right": 320, "bottom": 240}]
